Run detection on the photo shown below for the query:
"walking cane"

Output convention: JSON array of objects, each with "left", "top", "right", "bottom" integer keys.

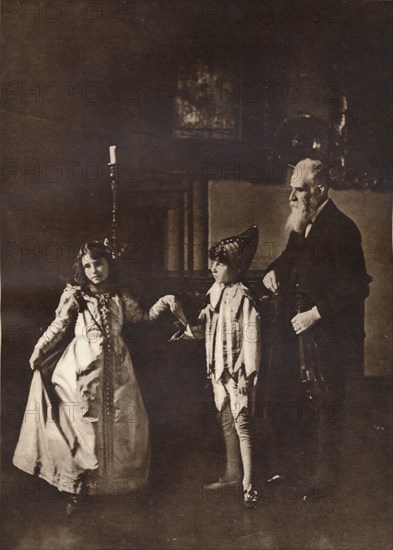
[
  {"left": 259, "top": 291, "right": 282, "bottom": 483},
  {"left": 263, "top": 292, "right": 279, "bottom": 410}
]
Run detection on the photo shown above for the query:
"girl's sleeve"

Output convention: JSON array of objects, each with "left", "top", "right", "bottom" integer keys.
[
  {"left": 35, "top": 286, "right": 79, "bottom": 354},
  {"left": 234, "top": 298, "right": 261, "bottom": 384},
  {"left": 121, "top": 291, "right": 180, "bottom": 323}
]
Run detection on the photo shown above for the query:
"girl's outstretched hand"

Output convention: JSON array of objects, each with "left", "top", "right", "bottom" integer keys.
[
  {"left": 29, "top": 347, "right": 43, "bottom": 370},
  {"left": 168, "top": 296, "right": 189, "bottom": 327}
]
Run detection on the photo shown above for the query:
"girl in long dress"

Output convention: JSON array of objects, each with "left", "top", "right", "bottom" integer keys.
[{"left": 13, "top": 241, "right": 183, "bottom": 513}]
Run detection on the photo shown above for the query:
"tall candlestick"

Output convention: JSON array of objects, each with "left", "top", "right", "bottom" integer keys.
[
  {"left": 108, "top": 161, "right": 118, "bottom": 257},
  {"left": 109, "top": 145, "right": 117, "bottom": 165},
  {"left": 107, "top": 145, "right": 127, "bottom": 259}
]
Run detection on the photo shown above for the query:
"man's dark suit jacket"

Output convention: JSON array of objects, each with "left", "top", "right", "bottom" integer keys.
[
  {"left": 263, "top": 199, "right": 371, "bottom": 483},
  {"left": 267, "top": 199, "right": 371, "bottom": 383}
]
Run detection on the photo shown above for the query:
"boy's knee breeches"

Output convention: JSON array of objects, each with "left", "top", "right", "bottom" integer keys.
[{"left": 211, "top": 371, "right": 255, "bottom": 421}]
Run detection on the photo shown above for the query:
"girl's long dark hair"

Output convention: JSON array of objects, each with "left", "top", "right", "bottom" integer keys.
[{"left": 73, "top": 241, "right": 119, "bottom": 288}]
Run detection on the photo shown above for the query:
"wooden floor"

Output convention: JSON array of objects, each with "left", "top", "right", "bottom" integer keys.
[{"left": 0, "top": 375, "right": 391, "bottom": 550}]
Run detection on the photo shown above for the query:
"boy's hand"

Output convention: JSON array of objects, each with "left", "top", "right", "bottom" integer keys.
[
  {"left": 237, "top": 372, "right": 257, "bottom": 395},
  {"left": 238, "top": 382, "right": 248, "bottom": 395},
  {"left": 238, "top": 376, "right": 250, "bottom": 395}
]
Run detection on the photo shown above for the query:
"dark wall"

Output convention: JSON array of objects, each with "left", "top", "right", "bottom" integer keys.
[{"left": 2, "top": 1, "right": 391, "bottom": 276}]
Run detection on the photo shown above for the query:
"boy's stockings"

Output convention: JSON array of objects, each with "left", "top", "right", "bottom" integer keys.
[{"left": 221, "top": 404, "right": 253, "bottom": 487}]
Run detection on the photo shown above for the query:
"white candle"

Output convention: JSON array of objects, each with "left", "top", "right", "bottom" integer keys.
[{"left": 109, "top": 145, "right": 117, "bottom": 164}]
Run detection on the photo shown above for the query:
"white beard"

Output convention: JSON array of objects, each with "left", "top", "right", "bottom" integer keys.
[
  {"left": 286, "top": 197, "right": 318, "bottom": 233},
  {"left": 286, "top": 205, "right": 308, "bottom": 233}
]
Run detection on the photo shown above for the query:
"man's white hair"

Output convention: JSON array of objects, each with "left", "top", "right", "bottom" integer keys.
[{"left": 291, "top": 158, "right": 330, "bottom": 189}]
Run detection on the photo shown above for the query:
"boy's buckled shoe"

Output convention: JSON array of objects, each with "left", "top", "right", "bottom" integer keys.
[{"left": 243, "top": 484, "right": 258, "bottom": 508}]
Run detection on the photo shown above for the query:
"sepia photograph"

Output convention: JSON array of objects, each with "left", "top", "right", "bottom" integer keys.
[{"left": 1, "top": 1, "right": 392, "bottom": 549}]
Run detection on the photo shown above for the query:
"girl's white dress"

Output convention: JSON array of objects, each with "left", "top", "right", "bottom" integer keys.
[{"left": 13, "top": 284, "right": 171, "bottom": 495}]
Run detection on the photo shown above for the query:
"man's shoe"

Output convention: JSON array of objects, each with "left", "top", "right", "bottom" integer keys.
[
  {"left": 266, "top": 474, "right": 284, "bottom": 485},
  {"left": 203, "top": 478, "right": 242, "bottom": 491}
]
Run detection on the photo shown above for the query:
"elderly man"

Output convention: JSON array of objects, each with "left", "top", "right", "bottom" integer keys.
[{"left": 263, "top": 158, "right": 371, "bottom": 497}]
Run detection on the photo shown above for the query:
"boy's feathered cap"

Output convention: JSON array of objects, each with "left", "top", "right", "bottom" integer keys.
[{"left": 209, "top": 225, "right": 259, "bottom": 275}]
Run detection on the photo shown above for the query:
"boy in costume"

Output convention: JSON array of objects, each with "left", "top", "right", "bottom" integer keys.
[{"left": 175, "top": 225, "right": 261, "bottom": 507}]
